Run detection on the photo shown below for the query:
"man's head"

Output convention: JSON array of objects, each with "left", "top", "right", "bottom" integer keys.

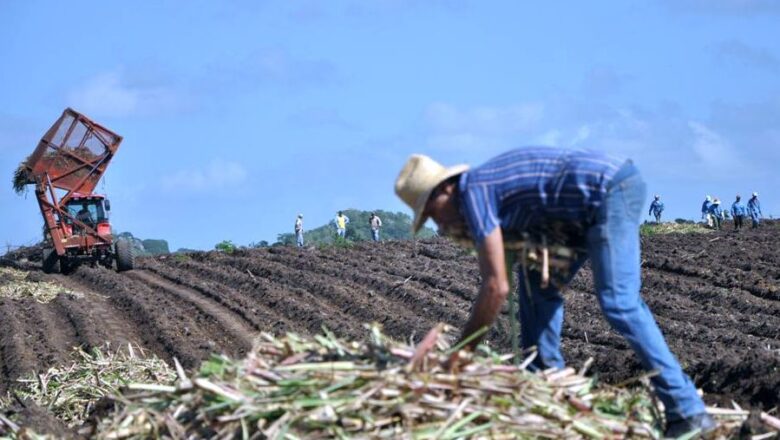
[
  {"left": 654, "top": 194, "right": 660, "bottom": 200},
  {"left": 298, "top": 214, "right": 303, "bottom": 218},
  {"left": 338, "top": 211, "right": 343, "bottom": 216},
  {"left": 714, "top": 199, "right": 721, "bottom": 205},
  {"left": 706, "top": 195, "right": 712, "bottom": 202},
  {"left": 395, "top": 154, "right": 469, "bottom": 234},
  {"left": 424, "top": 177, "right": 473, "bottom": 241},
  {"left": 752, "top": 192, "right": 758, "bottom": 198},
  {"left": 736, "top": 195, "right": 741, "bottom": 202}
]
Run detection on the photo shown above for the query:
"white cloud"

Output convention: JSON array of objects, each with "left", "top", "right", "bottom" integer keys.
[
  {"left": 418, "top": 93, "right": 777, "bottom": 182},
  {"left": 67, "top": 71, "right": 181, "bottom": 118},
  {"left": 161, "top": 160, "right": 248, "bottom": 193},
  {"left": 688, "top": 121, "right": 742, "bottom": 171},
  {"left": 571, "top": 125, "right": 592, "bottom": 145},
  {"left": 423, "top": 102, "right": 544, "bottom": 152},
  {"left": 533, "top": 129, "right": 563, "bottom": 146}
]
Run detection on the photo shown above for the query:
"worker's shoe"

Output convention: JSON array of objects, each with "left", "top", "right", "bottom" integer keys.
[{"left": 664, "top": 413, "right": 716, "bottom": 438}]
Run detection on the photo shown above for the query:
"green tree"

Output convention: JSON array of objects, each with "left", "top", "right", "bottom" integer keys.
[
  {"left": 141, "top": 239, "right": 170, "bottom": 255},
  {"left": 215, "top": 240, "right": 237, "bottom": 253}
]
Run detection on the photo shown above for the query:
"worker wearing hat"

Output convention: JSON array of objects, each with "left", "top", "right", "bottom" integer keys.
[
  {"left": 748, "top": 192, "right": 762, "bottom": 228},
  {"left": 708, "top": 199, "right": 723, "bottom": 230},
  {"left": 701, "top": 195, "right": 712, "bottom": 227},
  {"left": 395, "top": 148, "right": 713, "bottom": 437},
  {"left": 648, "top": 194, "right": 664, "bottom": 223}
]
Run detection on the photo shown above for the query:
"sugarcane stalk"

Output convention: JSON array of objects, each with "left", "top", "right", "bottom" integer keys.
[{"left": 504, "top": 249, "right": 520, "bottom": 366}]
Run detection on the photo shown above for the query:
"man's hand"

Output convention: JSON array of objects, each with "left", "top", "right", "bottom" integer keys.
[{"left": 458, "top": 227, "right": 509, "bottom": 350}]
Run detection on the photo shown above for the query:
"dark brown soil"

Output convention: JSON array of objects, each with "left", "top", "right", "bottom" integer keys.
[
  {"left": 2, "top": 399, "right": 76, "bottom": 439},
  {"left": 1, "top": 221, "right": 778, "bottom": 432}
]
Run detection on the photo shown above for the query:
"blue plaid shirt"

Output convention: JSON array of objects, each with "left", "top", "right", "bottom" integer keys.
[{"left": 458, "top": 147, "right": 625, "bottom": 246}]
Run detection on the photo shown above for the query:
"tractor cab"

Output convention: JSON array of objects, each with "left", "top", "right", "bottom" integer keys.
[{"left": 63, "top": 194, "right": 112, "bottom": 237}]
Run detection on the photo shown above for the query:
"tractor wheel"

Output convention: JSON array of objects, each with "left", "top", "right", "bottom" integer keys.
[
  {"left": 115, "top": 239, "right": 134, "bottom": 272},
  {"left": 41, "top": 248, "right": 60, "bottom": 274},
  {"left": 59, "top": 257, "right": 76, "bottom": 275}
]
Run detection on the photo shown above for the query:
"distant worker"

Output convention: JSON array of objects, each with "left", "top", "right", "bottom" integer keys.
[
  {"left": 395, "top": 149, "right": 713, "bottom": 437},
  {"left": 648, "top": 195, "right": 664, "bottom": 223},
  {"left": 294, "top": 214, "right": 304, "bottom": 247},
  {"left": 708, "top": 199, "right": 722, "bottom": 230},
  {"left": 748, "top": 192, "right": 762, "bottom": 228},
  {"left": 334, "top": 211, "right": 350, "bottom": 238},
  {"left": 701, "top": 195, "right": 712, "bottom": 227},
  {"left": 369, "top": 212, "right": 383, "bottom": 242},
  {"left": 731, "top": 196, "right": 746, "bottom": 231}
]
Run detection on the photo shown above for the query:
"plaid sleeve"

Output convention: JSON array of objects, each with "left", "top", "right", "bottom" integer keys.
[{"left": 459, "top": 176, "right": 500, "bottom": 247}]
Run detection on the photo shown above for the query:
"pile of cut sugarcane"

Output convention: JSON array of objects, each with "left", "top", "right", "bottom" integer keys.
[
  {"left": 0, "top": 267, "right": 82, "bottom": 303},
  {"left": 2, "top": 345, "right": 175, "bottom": 429},
  {"left": 81, "top": 324, "right": 767, "bottom": 439},
  {"left": 12, "top": 162, "right": 30, "bottom": 194},
  {"left": 3, "top": 324, "right": 779, "bottom": 439}
]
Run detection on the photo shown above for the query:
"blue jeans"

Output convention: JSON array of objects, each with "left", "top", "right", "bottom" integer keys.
[
  {"left": 517, "top": 161, "right": 705, "bottom": 421},
  {"left": 750, "top": 212, "right": 760, "bottom": 228},
  {"left": 296, "top": 231, "right": 304, "bottom": 247},
  {"left": 371, "top": 229, "right": 380, "bottom": 242},
  {"left": 337, "top": 228, "right": 346, "bottom": 238}
]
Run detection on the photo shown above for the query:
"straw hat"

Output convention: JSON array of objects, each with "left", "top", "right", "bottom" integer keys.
[{"left": 395, "top": 154, "right": 469, "bottom": 233}]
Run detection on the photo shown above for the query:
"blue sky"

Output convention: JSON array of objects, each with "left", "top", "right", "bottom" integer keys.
[{"left": 1, "top": 0, "right": 778, "bottom": 251}]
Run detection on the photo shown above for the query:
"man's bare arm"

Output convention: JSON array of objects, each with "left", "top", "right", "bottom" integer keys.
[{"left": 459, "top": 227, "right": 509, "bottom": 349}]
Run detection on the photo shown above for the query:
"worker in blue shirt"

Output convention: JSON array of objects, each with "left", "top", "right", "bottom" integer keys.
[
  {"left": 731, "top": 196, "right": 746, "bottom": 231},
  {"left": 648, "top": 195, "right": 664, "bottom": 223},
  {"left": 748, "top": 192, "right": 762, "bottom": 228},
  {"left": 701, "top": 195, "right": 712, "bottom": 227},
  {"left": 708, "top": 199, "right": 723, "bottom": 230},
  {"left": 395, "top": 148, "right": 713, "bottom": 437}
]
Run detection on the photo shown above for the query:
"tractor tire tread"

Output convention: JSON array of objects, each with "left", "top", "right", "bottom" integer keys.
[{"left": 116, "top": 239, "right": 135, "bottom": 272}]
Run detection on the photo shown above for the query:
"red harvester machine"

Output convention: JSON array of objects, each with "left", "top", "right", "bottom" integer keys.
[{"left": 17, "top": 108, "right": 134, "bottom": 273}]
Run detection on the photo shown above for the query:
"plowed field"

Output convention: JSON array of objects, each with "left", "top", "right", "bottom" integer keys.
[{"left": 1, "top": 221, "right": 778, "bottom": 411}]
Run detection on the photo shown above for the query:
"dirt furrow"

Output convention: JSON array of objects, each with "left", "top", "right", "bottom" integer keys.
[
  {"left": 0, "top": 300, "right": 45, "bottom": 394},
  {"left": 252, "top": 253, "right": 444, "bottom": 338},
  {"left": 152, "top": 255, "right": 361, "bottom": 339},
  {"left": 268, "top": 250, "right": 473, "bottom": 321},
  {"left": 67, "top": 266, "right": 241, "bottom": 369},
  {"left": 125, "top": 269, "right": 256, "bottom": 351},
  {"left": 139, "top": 259, "right": 297, "bottom": 336}
]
